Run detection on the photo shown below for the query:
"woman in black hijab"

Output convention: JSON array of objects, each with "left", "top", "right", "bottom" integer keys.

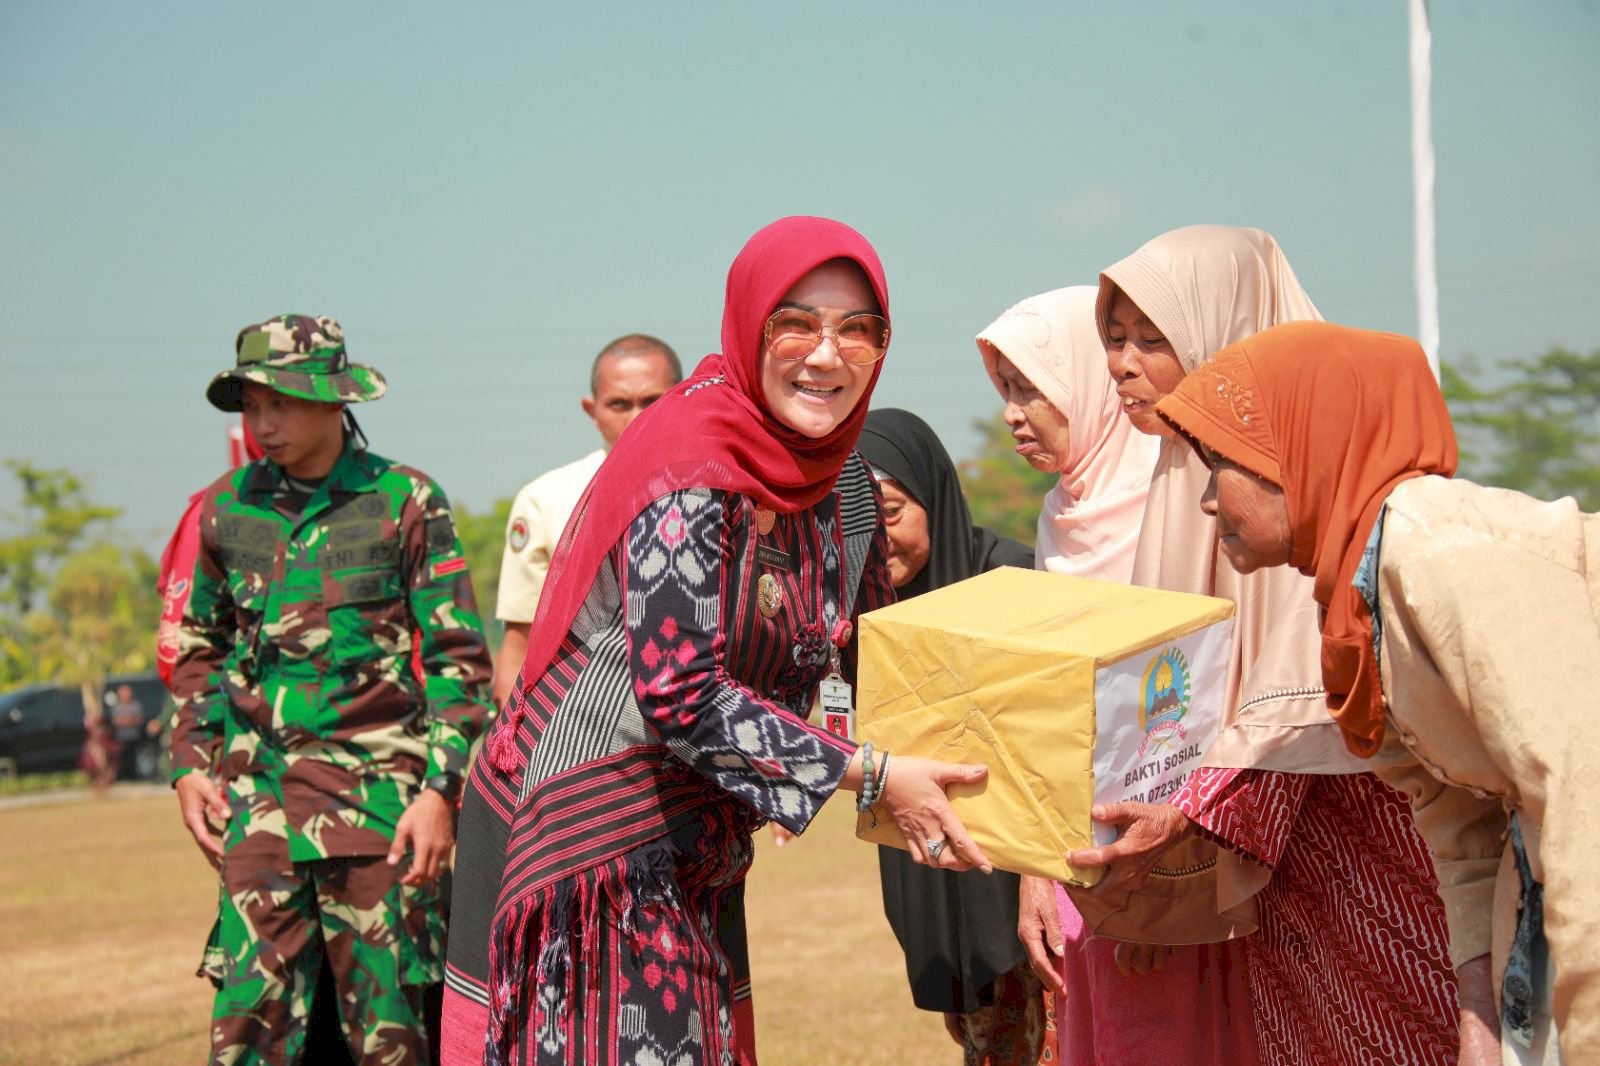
[{"left": 857, "top": 408, "right": 1041, "bottom": 1064}]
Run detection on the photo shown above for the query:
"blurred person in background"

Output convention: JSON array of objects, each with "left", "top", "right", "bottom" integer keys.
[
  {"left": 107, "top": 683, "right": 146, "bottom": 778},
  {"left": 858, "top": 407, "right": 1040, "bottom": 1064},
  {"left": 77, "top": 699, "right": 118, "bottom": 796},
  {"left": 491, "top": 335, "right": 682, "bottom": 708}
]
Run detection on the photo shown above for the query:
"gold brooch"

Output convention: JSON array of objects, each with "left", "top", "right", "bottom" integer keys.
[
  {"left": 757, "top": 573, "right": 783, "bottom": 617},
  {"left": 755, "top": 505, "right": 776, "bottom": 536}
]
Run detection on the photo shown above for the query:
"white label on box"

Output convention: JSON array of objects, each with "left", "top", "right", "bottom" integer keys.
[{"left": 1090, "top": 620, "right": 1234, "bottom": 847}]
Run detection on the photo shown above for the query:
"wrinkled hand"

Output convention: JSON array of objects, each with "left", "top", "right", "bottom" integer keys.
[
  {"left": 175, "top": 772, "right": 229, "bottom": 869},
  {"left": 1113, "top": 941, "right": 1173, "bottom": 976},
  {"left": 879, "top": 755, "right": 992, "bottom": 873},
  {"left": 1067, "top": 802, "right": 1193, "bottom": 895},
  {"left": 941, "top": 1011, "right": 964, "bottom": 1046},
  {"left": 1018, "top": 875, "right": 1065, "bottom": 993},
  {"left": 1455, "top": 955, "right": 1499, "bottom": 1066},
  {"left": 389, "top": 789, "right": 454, "bottom": 887}
]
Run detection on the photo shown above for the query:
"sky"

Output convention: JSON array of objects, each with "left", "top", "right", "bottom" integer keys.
[{"left": 2, "top": 1, "right": 1597, "bottom": 553}]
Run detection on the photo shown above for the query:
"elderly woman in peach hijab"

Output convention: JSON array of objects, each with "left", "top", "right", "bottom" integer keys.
[
  {"left": 1158, "top": 320, "right": 1592, "bottom": 1064},
  {"left": 1064, "top": 226, "right": 1460, "bottom": 1065}
]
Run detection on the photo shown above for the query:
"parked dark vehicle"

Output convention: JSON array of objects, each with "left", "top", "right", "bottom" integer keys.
[
  {"left": 0, "top": 673, "right": 172, "bottom": 782},
  {"left": 0, "top": 683, "right": 88, "bottom": 778}
]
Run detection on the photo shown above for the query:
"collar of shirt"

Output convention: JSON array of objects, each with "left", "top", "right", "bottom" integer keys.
[{"left": 242, "top": 438, "right": 385, "bottom": 519}]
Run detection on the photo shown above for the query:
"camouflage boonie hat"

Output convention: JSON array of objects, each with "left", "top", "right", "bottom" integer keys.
[{"left": 206, "top": 314, "right": 388, "bottom": 412}]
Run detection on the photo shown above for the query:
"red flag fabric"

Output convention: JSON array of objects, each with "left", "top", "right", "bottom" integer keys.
[
  {"left": 155, "top": 492, "right": 204, "bottom": 688},
  {"left": 228, "top": 421, "right": 264, "bottom": 468},
  {"left": 156, "top": 419, "right": 265, "bottom": 689}
]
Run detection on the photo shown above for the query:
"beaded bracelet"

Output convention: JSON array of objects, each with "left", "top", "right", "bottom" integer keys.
[{"left": 857, "top": 741, "right": 876, "bottom": 812}]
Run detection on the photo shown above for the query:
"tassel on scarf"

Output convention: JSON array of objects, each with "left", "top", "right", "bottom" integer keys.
[
  {"left": 485, "top": 891, "right": 532, "bottom": 1066},
  {"left": 535, "top": 879, "right": 578, "bottom": 993},
  {"left": 621, "top": 838, "right": 678, "bottom": 932},
  {"left": 487, "top": 702, "right": 527, "bottom": 773}
]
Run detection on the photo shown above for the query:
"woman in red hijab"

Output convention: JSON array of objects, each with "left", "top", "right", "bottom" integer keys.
[
  {"left": 442, "top": 217, "right": 992, "bottom": 1066},
  {"left": 1157, "top": 320, "right": 1597, "bottom": 1063}
]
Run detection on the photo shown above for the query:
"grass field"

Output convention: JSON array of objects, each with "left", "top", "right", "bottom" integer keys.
[{"left": 0, "top": 788, "right": 954, "bottom": 1065}]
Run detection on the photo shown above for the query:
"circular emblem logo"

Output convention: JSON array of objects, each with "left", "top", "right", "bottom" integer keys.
[
  {"left": 757, "top": 573, "right": 783, "bottom": 618},
  {"left": 1138, "top": 646, "right": 1191, "bottom": 755},
  {"left": 508, "top": 517, "right": 530, "bottom": 552}
]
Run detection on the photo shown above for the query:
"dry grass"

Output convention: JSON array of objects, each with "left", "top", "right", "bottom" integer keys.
[
  {"left": 746, "top": 802, "right": 955, "bottom": 1062},
  {"left": 0, "top": 786, "right": 216, "bottom": 1065},
  {"left": 0, "top": 789, "right": 953, "bottom": 1065}
]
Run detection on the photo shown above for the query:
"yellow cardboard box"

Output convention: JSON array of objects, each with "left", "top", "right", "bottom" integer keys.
[{"left": 855, "top": 567, "right": 1235, "bottom": 887}]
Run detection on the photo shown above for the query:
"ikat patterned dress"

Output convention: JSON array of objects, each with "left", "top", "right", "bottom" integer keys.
[{"left": 444, "top": 465, "right": 893, "bottom": 1066}]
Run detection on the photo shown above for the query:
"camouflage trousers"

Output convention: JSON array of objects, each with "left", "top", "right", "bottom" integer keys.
[{"left": 202, "top": 832, "right": 444, "bottom": 1065}]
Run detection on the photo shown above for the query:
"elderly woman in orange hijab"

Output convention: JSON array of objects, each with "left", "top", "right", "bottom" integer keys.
[
  {"left": 1158, "top": 320, "right": 1595, "bottom": 1065},
  {"left": 1068, "top": 226, "right": 1459, "bottom": 1066}
]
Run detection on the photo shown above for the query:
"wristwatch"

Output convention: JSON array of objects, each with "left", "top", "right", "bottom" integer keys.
[{"left": 422, "top": 772, "right": 463, "bottom": 803}]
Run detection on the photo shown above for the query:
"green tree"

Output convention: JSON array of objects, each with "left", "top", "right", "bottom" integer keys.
[
  {"left": 1442, "top": 346, "right": 1600, "bottom": 511},
  {"left": 957, "top": 411, "right": 1057, "bottom": 546},
  {"left": 0, "top": 463, "right": 157, "bottom": 706},
  {"left": 454, "top": 497, "right": 513, "bottom": 648},
  {"left": 27, "top": 542, "right": 160, "bottom": 715},
  {"left": 0, "top": 461, "right": 119, "bottom": 617}
]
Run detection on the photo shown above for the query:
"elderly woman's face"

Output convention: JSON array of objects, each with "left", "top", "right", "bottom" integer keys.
[
  {"left": 759, "top": 260, "right": 879, "bottom": 439},
  {"left": 1105, "top": 290, "right": 1185, "bottom": 437},
  {"left": 994, "top": 354, "right": 1072, "bottom": 473},
  {"left": 1200, "top": 456, "right": 1293, "bottom": 573},
  {"left": 878, "top": 478, "right": 930, "bottom": 588}
]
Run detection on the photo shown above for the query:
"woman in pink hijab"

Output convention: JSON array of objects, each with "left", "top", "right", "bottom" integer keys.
[
  {"left": 980, "top": 286, "right": 1258, "bottom": 1065},
  {"left": 977, "top": 286, "right": 1159, "bottom": 582}
]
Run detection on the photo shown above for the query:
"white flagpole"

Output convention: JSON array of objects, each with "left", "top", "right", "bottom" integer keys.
[{"left": 1409, "top": 0, "right": 1440, "bottom": 378}]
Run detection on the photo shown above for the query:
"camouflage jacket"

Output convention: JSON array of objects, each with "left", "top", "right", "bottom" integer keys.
[{"left": 170, "top": 441, "right": 493, "bottom": 860}]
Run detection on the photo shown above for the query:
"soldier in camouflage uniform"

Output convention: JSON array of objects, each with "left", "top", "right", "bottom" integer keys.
[{"left": 171, "top": 314, "right": 493, "bottom": 1065}]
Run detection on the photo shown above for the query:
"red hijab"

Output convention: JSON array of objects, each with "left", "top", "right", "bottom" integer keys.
[
  {"left": 490, "top": 216, "right": 890, "bottom": 771},
  {"left": 1154, "top": 321, "right": 1457, "bottom": 756}
]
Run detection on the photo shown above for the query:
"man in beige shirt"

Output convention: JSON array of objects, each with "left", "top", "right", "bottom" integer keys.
[{"left": 492, "top": 334, "right": 682, "bottom": 705}]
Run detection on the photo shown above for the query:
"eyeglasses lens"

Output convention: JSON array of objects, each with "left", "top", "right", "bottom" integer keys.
[{"left": 766, "top": 310, "right": 888, "bottom": 365}]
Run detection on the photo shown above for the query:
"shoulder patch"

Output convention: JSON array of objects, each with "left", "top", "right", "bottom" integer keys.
[
  {"left": 432, "top": 557, "right": 468, "bottom": 579},
  {"left": 425, "top": 513, "right": 457, "bottom": 554},
  {"left": 508, "top": 516, "right": 530, "bottom": 552}
]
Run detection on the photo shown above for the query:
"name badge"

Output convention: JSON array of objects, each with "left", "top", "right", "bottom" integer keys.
[
  {"left": 756, "top": 544, "right": 792, "bottom": 571},
  {"left": 818, "top": 677, "right": 854, "bottom": 741}
]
